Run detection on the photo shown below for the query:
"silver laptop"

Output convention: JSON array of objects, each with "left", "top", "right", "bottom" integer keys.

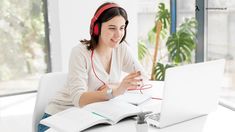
[{"left": 146, "top": 59, "right": 225, "bottom": 128}]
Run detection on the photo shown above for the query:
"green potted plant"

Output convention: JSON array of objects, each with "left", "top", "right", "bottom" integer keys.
[
  {"left": 151, "top": 3, "right": 170, "bottom": 80},
  {"left": 154, "top": 18, "right": 197, "bottom": 80},
  {"left": 138, "top": 2, "right": 170, "bottom": 80},
  {"left": 138, "top": 3, "right": 197, "bottom": 81}
]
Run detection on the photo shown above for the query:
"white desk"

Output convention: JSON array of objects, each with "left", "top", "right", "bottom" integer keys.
[{"left": 46, "top": 81, "right": 235, "bottom": 132}]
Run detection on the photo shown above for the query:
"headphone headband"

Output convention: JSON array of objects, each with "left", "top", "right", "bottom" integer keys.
[{"left": 90, "top": 3, "right": 120, "bottom": 36}]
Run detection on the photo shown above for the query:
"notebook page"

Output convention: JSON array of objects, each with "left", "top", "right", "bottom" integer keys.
[
  {"left": 40, "top": 107, "right": 108, "bottom": 132},
  {"left": 84, "top": 100, "right": 141, "bottom": 124}
]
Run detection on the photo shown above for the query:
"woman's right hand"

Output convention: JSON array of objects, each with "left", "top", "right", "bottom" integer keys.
[{"left": 113, "top": 71, "right": 142, "bottom": 96}]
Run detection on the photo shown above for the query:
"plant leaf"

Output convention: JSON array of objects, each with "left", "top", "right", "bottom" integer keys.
[
  {"left": 138, "top": 41, "right": 148, "bottom": 61},
  {"left": 166, "top": 32, "right": 196, "bottom": 65},
  {"left": 154, "top": 63, "right": 174, "bottom": 81},
  {"left": 156, "top": 3, "right": 170, "bottom": 30}
]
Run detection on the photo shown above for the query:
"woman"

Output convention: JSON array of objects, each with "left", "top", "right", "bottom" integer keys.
[{"left": 38, "top": 2, "right": 147, "bottom": 132}]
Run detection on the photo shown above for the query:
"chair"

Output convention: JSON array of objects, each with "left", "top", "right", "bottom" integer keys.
[{"left": 32, "top": 72, "right": 67, "bottom": 132}]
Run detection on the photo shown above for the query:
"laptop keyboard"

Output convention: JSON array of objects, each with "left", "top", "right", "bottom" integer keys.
[{"left": 148, "top": 113, "right": 161, "bottom": 121}]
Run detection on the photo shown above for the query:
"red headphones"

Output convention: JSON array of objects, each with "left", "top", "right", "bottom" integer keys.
[{"left": 90, "top": 3, "right": 120, "bottom": 36}]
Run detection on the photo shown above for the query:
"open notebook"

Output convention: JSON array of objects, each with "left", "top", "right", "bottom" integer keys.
[{"left": 40, "top": 100, "right": 142, "bottom": 132}]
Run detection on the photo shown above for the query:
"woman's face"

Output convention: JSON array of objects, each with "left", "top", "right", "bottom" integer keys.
[{"left": 99, "top": 16, "right": 126, "bottom": 48}]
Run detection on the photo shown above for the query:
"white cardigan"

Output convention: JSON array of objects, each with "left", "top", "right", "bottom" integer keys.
[{"left": 45, "top": 42, "right": 147, "bottom": 115}]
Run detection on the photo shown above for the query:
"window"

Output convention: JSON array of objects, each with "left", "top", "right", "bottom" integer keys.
[
  {"left": 206, "top": 0, "right": 235, "bottom": 109},
  {"left": 0, "top": 0, "right": 50, "bottom": 96},
  {"left": 179, "top": 0, "right": 235, "bottom": 110}
]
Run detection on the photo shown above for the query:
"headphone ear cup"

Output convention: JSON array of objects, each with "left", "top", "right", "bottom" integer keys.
[{"left": 93, "top": 23, "right": 99, "bottom": 36}]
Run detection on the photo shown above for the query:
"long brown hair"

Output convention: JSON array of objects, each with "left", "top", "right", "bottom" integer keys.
[{"left": 80, "top": 2, "right": 128, "bottom": 50}]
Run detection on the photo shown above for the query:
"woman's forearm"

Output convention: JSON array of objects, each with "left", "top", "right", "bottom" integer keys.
[{"left": 79, "top": 91, "right": 109, "bottom": 107}]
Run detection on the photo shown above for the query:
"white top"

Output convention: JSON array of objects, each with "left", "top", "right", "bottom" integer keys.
[{"left": 45, "top": 42, "right": 147, "bottom": 115}]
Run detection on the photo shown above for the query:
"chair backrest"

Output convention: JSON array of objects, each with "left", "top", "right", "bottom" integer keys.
[{"left": 32, "top": 72, "right": 67, "bottom": 132}]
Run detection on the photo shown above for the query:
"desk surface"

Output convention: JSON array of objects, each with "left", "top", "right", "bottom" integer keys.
[
  {"left": 46, "top": 105, "right": 235, "bottom": 132},
  {"left": 46, "top": 81, "right": 235, "bottom": 132},
  {"left": 88, "top": 105, "right": 235, "bottom": 132}
]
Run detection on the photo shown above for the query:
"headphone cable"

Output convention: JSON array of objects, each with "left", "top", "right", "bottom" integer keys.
[{"left": 91, "top": 50, "right": 106, "bottom": 85}]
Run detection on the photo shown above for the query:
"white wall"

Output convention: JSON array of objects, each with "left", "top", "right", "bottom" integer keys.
[
  {"left": 47, "top": 0, "right": 62, "bottom": 72},
  {"left": 48, "top": 0, "right": 138, "bottom": 72}
]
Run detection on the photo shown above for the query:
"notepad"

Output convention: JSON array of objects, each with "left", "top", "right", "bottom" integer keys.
[{"left": 113, "top": 92, "right": 151, "bottom": 105}]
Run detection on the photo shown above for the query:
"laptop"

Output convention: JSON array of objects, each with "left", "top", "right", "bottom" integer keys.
[{"left": 146, "top": 59, "right": 225, "bottom": 128}]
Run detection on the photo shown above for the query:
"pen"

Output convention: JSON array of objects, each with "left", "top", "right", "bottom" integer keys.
[
  {"left": 132, "top": 60, "right": 145, "bottom": 92},
  {"left": 151, "top": 97, "right": 162, "bottom": 100},
  {"left": 133, "top": 61, "right": 136, "bottom": 72},
  {"left": 127, "top": 87, "right": 151, "bottom": 90}
]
